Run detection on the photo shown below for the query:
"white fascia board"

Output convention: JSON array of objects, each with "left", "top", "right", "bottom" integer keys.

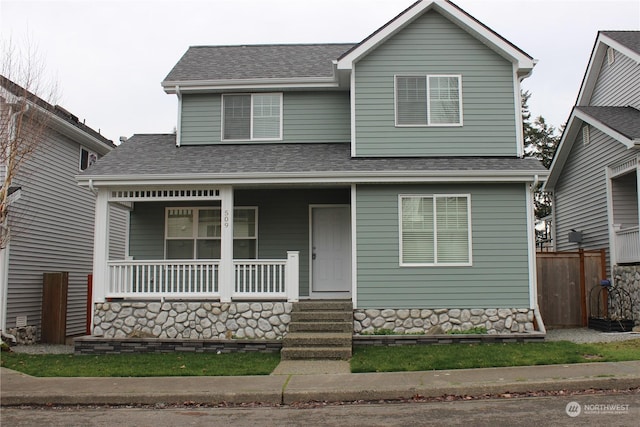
[
  {"left": 162, "top": 77, "right": 339, "bottom": 93},
  {"left": 337, "top": 0, "right": 534, "bottom": 73},
  {"left": 1, "top": 86, "right": 113, "bottom": 154},
  {"left": 576, "top": 34, "right": 640, "bottom": 106},
  {"left": 544, "top": 107, "right": 636, "bottom": 191},
  {"left": 49, "top": 114, "right": 114, "bottom": 154},
  {"left": 601, "top": 34, "right": 640, "bottom": 64},
  {"left": 576, "top": 38, "right": 607, "bottom": 105},
  {"left": 78, "top": 170, "right": 547, "bottom": 188},
  {"left": 574, "top": 108, "right": 634, "bottom": 148}
]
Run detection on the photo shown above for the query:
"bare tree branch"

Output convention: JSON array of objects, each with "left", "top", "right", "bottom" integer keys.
[{"left": 1, "top": 37, "right": 59, "bottom": 249}]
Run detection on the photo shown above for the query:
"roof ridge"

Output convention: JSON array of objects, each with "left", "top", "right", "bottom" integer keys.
[{"left": 188, "top": 43, "right": 356, "bottom": 49}]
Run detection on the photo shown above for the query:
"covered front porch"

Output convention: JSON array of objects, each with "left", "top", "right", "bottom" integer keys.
[
  {"left": 92, "top": 185, "right": 352, "bottom": 305},
  {"left": 609, "top": 157, "right": 640, "bottom": 265}
]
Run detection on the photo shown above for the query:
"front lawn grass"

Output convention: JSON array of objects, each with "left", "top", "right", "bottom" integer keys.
[
  {"left": 2, "top": 339, "right": 638, "bottom": 377},
  {"left": 0, "top": 351, "right": 281, "bottom": 377},
  {"left": 350, "top": 339, "right": 640, "bottom": 373}
]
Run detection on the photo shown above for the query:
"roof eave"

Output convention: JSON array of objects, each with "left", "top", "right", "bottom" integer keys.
[
  {"left": 544, "top": 108, "right": 638, "bottom": 191},
  {"left": 77, "top": 169, "right": 548, "bottom": 187},
  {"left": 574, "top": 108, "right": 636, "bottom": 148},
  {"left": 162, "top": 77, "right": 340, "bottom": 93},
  {"left": 1, "top": 80, "right": 114, "bottom": 153}
]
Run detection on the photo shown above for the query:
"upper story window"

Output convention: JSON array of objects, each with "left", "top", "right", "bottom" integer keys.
[
  {"left": 79, "top": 147, "right": 97, "bottom": 171},
  {"left": 399, "top": 194, "right": 472, "bottom": 266},
  {"left": 395, "top": 75, "right": 462, "bottom": 127},
  {"left": 222, "top": 93, "right": 282, "bottom": 141}
]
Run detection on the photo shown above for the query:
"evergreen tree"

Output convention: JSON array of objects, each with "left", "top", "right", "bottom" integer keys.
[{"left": 521, "top": 91, "right": 560, "bottom": 220}]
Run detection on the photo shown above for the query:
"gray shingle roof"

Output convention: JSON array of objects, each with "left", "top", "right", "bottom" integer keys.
[
  {"left": 163, "top": 44, "right": 355, "bottom": 82},
  {"left": 0, "top": 75, "right": 114, "bottom": 147},
  {"left": 576, "top": 106, "right": 640, "bottom": 140},
  {"left": 83, "top": 134, "right": 546, "bottom": 180},
  {"left": 601, "top": 31, "right": 640, "bottom": 54}
]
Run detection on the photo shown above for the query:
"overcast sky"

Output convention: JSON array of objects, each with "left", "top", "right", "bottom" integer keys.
[{"left": 1, "top": 0, "right": 638, "bottom": 143}]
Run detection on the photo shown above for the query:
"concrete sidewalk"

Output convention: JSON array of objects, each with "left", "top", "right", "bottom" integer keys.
[{"left": 2, "top": 360, "right": 639, "bottom": 406}]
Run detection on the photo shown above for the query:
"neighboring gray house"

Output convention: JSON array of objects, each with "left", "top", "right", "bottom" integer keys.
[
  {"left": 77, "top": 0, "right": 548, "bottom": 350},
  {"left": 544, "top": 31, "right": 640, "bottom": 320},
  {"left": 0, "top": 75, "right": 123, "bottom": 342}
]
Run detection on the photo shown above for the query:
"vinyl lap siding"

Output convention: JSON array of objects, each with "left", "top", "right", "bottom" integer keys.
[
  {"left": 129, "top": 202, "right": 179, "bottom": 260},
  {"left": 590, "top": 51, "right": 640, "bottom": 108},
  {"left": 180, "top": 92, "right": 350, "bottom": 145},
  {"left": 354, "top": 10, "right": 518, "bottom": 157},
  {"left": 356, "top": 183, "right": 530, "bottom": 308},
  {"left": 554, "top": 127, "right": 633, "bottom": 262},
  {"left": 109, "top": 205, "right": 129, "bottom": 260},
  {"left": 7, "top": 130, "right": 97, "bottom": 336},
  {"left": 284, "top": 92, "right": 350, "bottom": 142},
  {"left": 180, "top": 94, "right": 220, "bottom": 145}
]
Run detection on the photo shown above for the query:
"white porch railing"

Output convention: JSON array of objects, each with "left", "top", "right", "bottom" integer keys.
[
  {"left": 234, "top": 260, "right": 286, "bottom": 299},
  {"left": 108, "top": 260, "right": 220, "bottom": 298},
  {"left": 615, "top": 226, "right": 640, "bottom": 264},
  {"left": 106, "top": 252, "right": 299, "bottom": 301}
]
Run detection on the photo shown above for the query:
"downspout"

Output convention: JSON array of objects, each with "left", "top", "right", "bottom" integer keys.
[
  {"left": 175, "top": 85, "right": 182, "bottom": 147},
  {"left": 529, "top": 174, "right": 546, "bottom": 334},
  {"left": 88, "top": 178, "right": 97, "bottom": 195}
]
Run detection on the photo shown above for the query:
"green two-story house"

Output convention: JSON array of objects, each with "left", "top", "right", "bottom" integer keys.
[{"left": 78, "top": 0, "right": 548, "bottom": 342}]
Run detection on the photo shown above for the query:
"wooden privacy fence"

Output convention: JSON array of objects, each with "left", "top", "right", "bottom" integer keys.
[{"left": 536, "top": 250, "right": 606, "bottom": 328}]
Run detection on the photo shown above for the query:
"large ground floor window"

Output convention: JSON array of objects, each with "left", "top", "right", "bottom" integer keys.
[
  {"left": 399, "top": 194, "right": 471, "bottom": 266},
  {"left": 165, "top": 207, "right": 257, "bottom": 259}
]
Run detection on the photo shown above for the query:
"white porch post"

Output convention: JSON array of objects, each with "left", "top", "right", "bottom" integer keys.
[
  {"left": 219, "top": 186, "right": 234, "bottom": 302},
  {"left": 92, "top": 188, "right": 110, "bottom": 304},
  {"left": 286, "top": 251, "right": 299, "bottom": 302}
]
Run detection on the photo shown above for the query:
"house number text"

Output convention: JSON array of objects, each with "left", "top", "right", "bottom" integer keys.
[{"left": 224, "top": 210, "right": 230, "bottom": 228}]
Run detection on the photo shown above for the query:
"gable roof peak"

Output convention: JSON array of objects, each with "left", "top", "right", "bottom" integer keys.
[{"left": 336, "top": 0, "right": 534, "bottom": 76}]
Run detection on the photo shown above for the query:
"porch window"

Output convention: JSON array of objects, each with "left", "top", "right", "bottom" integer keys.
[
  {"left": 165, "top": 207, "right": 257, "bottom": 259},
  {"left": 399, "top": 195, "right": 471, "bottom": 266},
  {"left": 395, "top": 75, "right": 462, "bottom": 126},
  {"left": 222, "top": 93, "right": 282, "bottom": 140}
]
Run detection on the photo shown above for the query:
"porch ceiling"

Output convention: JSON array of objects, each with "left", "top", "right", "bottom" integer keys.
[{"left": 77, "top": 134, "right": 547, "bottom": 186}]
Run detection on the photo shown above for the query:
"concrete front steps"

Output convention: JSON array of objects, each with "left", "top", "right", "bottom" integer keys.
[{"left": 281, "top": 300, "right": 353, "bottom": 360}]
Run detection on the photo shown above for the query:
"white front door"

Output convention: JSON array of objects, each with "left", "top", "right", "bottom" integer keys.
[{"left": 310, "top": 205, "right": 351, "bottom": 296}]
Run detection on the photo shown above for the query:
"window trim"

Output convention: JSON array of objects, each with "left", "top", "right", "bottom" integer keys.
[
  {"left": 394, "top": 74, "right": 463, "bottom": 127},
  {"left": 164, "top": 206, "right": 258, "bottom": 260},
  {"left": 221, "top": 93, "right": 283, "bottom": 141},
  {"left": 398, "top": 194, "right": 472, "bottom": 267},
  {"left": 79, "top": 147, "right": 97, "bottom": 171}
]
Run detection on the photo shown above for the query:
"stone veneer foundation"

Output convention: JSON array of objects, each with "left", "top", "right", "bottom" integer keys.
[
  {"left": 93, "top": 302, "right": 292, "bottom": 340},
  {"left": 5, "top": 326, "right": 38, "bottom": 345},
  {"left": 612, "top": 265, "right": 640, "bottom": 325},
  {"left": 353, "top": 308, "right": 537, "bottom": 335},
  {"left": 93, "top": 301, "right": 539, "bottom": 340}
]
